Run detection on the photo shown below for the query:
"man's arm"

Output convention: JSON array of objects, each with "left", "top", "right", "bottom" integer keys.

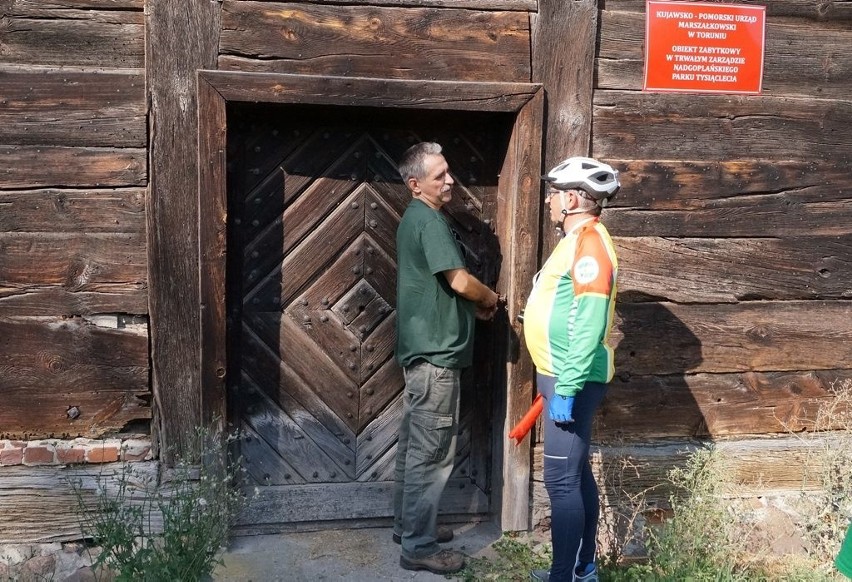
[{"left": 443, "top": 268, "right": 499, "bottom": 309}]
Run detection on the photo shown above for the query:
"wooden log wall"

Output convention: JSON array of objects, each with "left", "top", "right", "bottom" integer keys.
[
  {"left": 0, "top": 0, "right": 150, "bottom": 440},
  {"left": 595, "top": 0, "right": 852, "bottom": 442},
  {"left": 529, "top": 0, "right": 852, "bottom": 538}
]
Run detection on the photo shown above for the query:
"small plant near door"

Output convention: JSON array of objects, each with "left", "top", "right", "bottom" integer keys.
[{"left": 69, "top": 428, "right": 250, "bottom": 582}]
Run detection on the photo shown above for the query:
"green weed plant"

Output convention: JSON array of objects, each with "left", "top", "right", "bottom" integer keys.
[
  {"left": 461, "top": 378, "right": 852, "bottom": 582},
  {"left": 70, "top": 429, "right": 249, "bottom": 582},
  {"left": 457, "top": 532, "right": 551, "bottom": 581}
]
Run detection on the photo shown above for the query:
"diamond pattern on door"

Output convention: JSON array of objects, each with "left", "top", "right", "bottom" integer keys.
[{"left": 226, "top": 106, "right": 505, "bottom": 524}]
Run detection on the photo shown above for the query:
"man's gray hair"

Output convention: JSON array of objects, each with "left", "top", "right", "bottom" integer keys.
[
  {"left": 574, "top": 188, "right": 603, "bottom": 216},
  {"left": 398, "top": 142, "right": 443, "bottom": 182}
]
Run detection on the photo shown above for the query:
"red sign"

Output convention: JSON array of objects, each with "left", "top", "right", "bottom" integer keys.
[{"left": 644, "top": 1, "right": 766, "bottom": 94}]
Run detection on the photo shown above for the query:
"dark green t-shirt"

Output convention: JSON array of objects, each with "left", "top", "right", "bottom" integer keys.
[{"left": 395, "top": 199, "right": 475, "bottom": 368}]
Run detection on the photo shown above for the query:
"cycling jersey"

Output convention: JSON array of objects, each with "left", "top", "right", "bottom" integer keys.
[{"left": 523, "top": 217, "right": 618, "bottom": 397}]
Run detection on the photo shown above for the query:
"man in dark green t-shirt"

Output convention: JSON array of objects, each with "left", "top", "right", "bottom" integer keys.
[{"left": 392, "top": 142, "right": 499, "bottom": 575}]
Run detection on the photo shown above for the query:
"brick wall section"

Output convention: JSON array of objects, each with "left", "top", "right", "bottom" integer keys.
[{"left": 0, "top": 438, "right": 152, "bottom": 466}]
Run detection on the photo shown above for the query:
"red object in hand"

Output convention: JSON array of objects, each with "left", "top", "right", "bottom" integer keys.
[{"left": 508, "top": 394, "right": 543, "bottom": 445}]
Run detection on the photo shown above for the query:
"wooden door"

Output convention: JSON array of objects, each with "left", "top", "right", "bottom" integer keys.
[{"left": 226, "top": 105, "right": 512, "bottom": 527}]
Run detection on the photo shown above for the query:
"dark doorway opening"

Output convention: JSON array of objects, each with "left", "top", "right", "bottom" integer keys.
[{"left": 225, "top": 103, "right": 512, "bottom": 529}]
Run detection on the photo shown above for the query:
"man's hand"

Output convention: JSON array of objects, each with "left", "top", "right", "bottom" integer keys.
[
  {"left": 444, "top": 268, "right": 498, "bottom": 309},
  {"left": 548, "top": 394, "right": 575, "bottom": 424},
  {"left": 477, "top": 288, "right": 499, "bottom": 311},
  {"left": 475, "top": 304, "right": 497, "bottom": 321}
]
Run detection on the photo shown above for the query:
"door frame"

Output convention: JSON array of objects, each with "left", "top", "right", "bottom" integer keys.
[{"left": 197, "top": 71, "right": 542, "bottom": 530}]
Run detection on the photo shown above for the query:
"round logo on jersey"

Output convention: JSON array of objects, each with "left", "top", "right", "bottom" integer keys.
[{"left": 574, "top": 256, "right": 599, "bottom": 284}]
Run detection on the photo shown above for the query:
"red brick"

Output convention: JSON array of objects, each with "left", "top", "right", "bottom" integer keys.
[
  {"left": 24, "top": 445, "right": 56, "bottom": 465},
  {"left": 0, "top": 448, "right": 23, "bottom": 465},
  {"left": 120, "top": 439, "right": 152, "bottom": 462},
  {"left": 56, "top": 447, "right": 86, "bottom": 464},
  {"left": 86, "top": 445, "right": 119, "bottom": 463}
]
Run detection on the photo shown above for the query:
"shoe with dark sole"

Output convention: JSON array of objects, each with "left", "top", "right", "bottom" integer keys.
[
  {"left": 530, "top": 569, "right": 549, "bottom": 581},
  {"left": 392, "top": 525, "right": 454, "bottom": 545},
  {"left": 400, "top": 549, "right": 465, "bottom": 574},
  {"left": 575, "top": 564, "right": 599, "bottom": 581}
]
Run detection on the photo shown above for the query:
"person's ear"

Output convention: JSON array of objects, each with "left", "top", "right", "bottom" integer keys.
[
  {"left": 407, "top": 176, "right": 420, "bottom": 194},
  {"left": 568, "top": 190, "right": 580, "bottom": 209}
]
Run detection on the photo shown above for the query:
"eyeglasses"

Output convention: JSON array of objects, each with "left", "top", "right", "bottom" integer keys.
[{"left": 545, "top": 188, "right": 568, "bottom": 200}]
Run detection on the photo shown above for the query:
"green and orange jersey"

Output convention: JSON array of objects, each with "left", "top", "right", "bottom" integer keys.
[{"left": 523, "top": 217, "right": 618, "bottom": 397}]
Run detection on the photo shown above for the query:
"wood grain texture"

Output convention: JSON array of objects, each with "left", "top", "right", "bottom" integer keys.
[
  {"left": 531, "top": 0, "right": 597, "bottom": 259},
  {"left": 197, "top": 75, "right": 228, "bottom": 429},
  {"left": 598, "top": 160, "right": 851, "bottom": 237},
  {"left": 593, "top": 91, "right": 852, "bottom": 163},
  {"left": 601, "top": 0, "right": 852, "bottom": 21},
  {"left": 219, "top": 2, "right": 530, "bottom": 82},
  {"left": 0, "top": 146, "right": 146, "bottom": 189},
  {"left": 615, "top": 235, "right": 852, "bottom": 303},
  {"left": 202, "top": 71, "right": 541, "bottom": 112},
  {"left": 146, "top": 0, "right": 221, "bottom": 461},
  {"left": 0, "top": 69, "right": 145, "bottom": 147},
  {"left": 532, "top": 434, "right": 849, "bottom": 526},
  {"left": 2, "top": 1, "right": 143, "bottom": 13},
  {"left": 237, "top": 478, "right": 488, "bottom": 524},
  {"left": 0, "top": 232, "right": 147, "bottom": 315},
  {"left": 0, "top": 461, "right": 158, "bottom": 544},
  {"left": 611, "top": 301, "right": 852, "bottom": 376},
  {"left": 598, "top": 369, "right": 852, "bottom": 440},
  {"left": 235, "top": 0, "right": 536, "bottom": 10},
  {"left": 0, "top": 188, "right": 145, "bottom": 233},
  {"left": 0, "top": 317, "right": 149, "bottom": 438},
  {"left": 0, "top": 9, "right": 143, "bottom": 68},
  {"left": 609, "top": 160, "right": 851, "bottom": 209},
  {"left": 597, "top": 9, "right": 852, "bottom": 98},
  {"left": 532, "top": 0, "right": 596, "bottom": 162},
  {"left": 493, "top": 88, "right": 543, "bottom": 531}
]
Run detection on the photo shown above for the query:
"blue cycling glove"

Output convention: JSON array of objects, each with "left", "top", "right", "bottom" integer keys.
[{"left": 548, "top": 394, "right": 575, "bottom": 424}]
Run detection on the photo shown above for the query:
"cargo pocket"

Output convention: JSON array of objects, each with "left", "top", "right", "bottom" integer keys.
[{"left": 409, "top": 410, "right": 454, "bottom": 463}]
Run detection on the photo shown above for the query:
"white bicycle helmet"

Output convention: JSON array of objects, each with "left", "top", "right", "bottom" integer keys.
[{"left": 543, "top": 157, "right": 620, "bottom": 206}]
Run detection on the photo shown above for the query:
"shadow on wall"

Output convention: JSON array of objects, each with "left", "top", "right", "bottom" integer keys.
[{"left": 599, "top": 301, "right": 706, "bottom": 442}]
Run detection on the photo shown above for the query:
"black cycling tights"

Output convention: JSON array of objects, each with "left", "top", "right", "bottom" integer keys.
[{"left": 538, "top": 374, "right": 608, "bottom": 582}]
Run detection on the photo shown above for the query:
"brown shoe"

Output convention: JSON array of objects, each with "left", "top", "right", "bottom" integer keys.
[
  {"left": 392, "top": 525, "right": 454, "bottom": 545},
  {"left": 400, "top": 549, "right": 465, "bottom": 574}
]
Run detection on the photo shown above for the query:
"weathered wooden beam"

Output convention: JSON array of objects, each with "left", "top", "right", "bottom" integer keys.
[
  {"left": 204, "top": 71, "right": 540, "bottom": 111},
  {"left": 0, "top": 234, "right": 146, "bottom": 286},
  {"left": 237, "top": 0, "right": 536, "bottom": 11},
  {"left": 532, "top": 434, "right": 847, "bottom": 525},
  {"left": 0, "top": 189, "right": 145, "bottom": 233},
  {"left": 197, "top": 74, "right": 229, "bottom": 430},
  {"left": 532, "top": 0, "right": 596, "bottom": 163},
  {"left": 5, "top": 1, "right": 143, "bottom": 11},
  {"left": 146, "top": 0, "right": 221, "bottom": 462},
  {"left": 610, "top": 160, "right": 851, "bottom": 209},
  {"left": 0, "top": 317, "right": 149, "bottom": 438},
  {"left": 2, "top": 390, "right": 151, "bottom": 439},
  {"left": 0, "top": 69, "right": 145, "bottom": 147},
  {"left": 593, "top": 90, "right": 852, "bottom": 163},
  {"left": 616, "top": 235, "right": 852, "bottom": 303},
  {"left": 602, "top": 0, "right": 852, "bottom": 21},
  {"left": 236, "top": 478, "right": 487, "bottom": 525},
  {"left": 493, "top": 88, "right": 543, "bottom": 532},
  {"left": 611, "top": 301, "right": 852, "bottom": 376},
  {"left": 599, "top": 369, "right": 852, "bottom": 439},
  {"left": 0, "top": 232, "right": 147, "bottom": 316},
  {"left": 598, "top": 160, "right": 851, "bottom": 237},
  {"left": 0, "top": 146, "right": 146, "bottom": 190},
  {"left": 0, "top": 289, "right": 148, "bottom": 317},
  {"left": 219, "top": 2, "right": 531, "bottom": 82},
  {"left": 532, "top": 0, "right": 597, "bottom": 258},
  {"left": 0, "top": 461, "right": 158, "bottom": 544},
  {"left": 0, "top": 10, "right": 143, "bottom": 68},
  {"left": 598, "top": 10, "right": 852, "bottom": 98}
]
